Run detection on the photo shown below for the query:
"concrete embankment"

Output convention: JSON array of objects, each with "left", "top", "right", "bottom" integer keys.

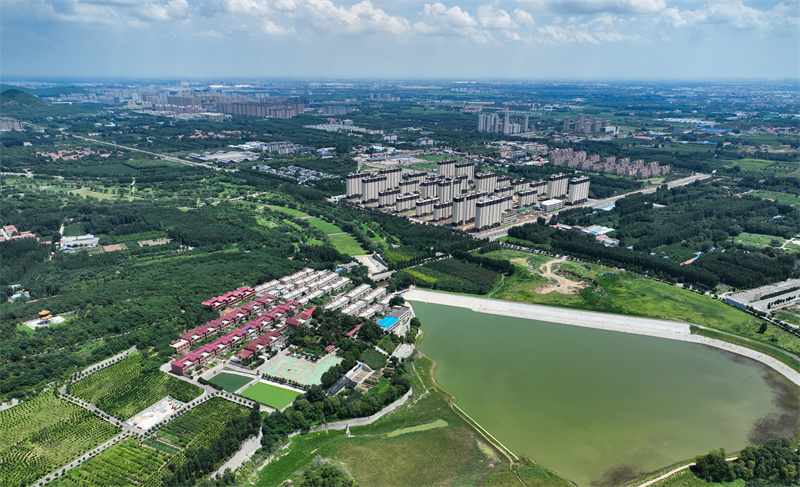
[{"left": 404, "top": 289, "right": 800, "bottom": 387}]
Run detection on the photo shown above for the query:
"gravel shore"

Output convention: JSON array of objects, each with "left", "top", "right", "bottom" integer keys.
[{"left": 404, "top": 289, "right": 800, "bottom": 387}]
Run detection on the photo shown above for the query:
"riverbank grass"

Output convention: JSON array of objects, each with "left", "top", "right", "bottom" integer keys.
[
  {"left": 483, "top": 249, "right": 800, "bottom": 358},
  {"left": 253, "top": 354, "right": 563, "bottom": 487}
]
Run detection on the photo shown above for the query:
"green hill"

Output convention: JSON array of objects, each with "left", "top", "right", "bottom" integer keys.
[
  {"left": 0, "top": 84, "right": 87, "bottom": 97},
  {"left": 0, "top": 88, "right": 96, "bottom": 119}
]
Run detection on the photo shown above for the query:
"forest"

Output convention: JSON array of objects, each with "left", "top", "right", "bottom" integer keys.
[{"left": 690, "top": 438, "right": 799, "bottom": 485}]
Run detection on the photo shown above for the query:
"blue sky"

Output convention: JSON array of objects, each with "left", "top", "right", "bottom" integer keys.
[{"left": 2, "top": 0, "right": 798, "bottom": 80}]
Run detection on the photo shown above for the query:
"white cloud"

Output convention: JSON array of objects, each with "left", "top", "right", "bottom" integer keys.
[
  {"left": 133, "top": 0, "right": 189, "bottom": 22},
  {"left": 659, "top": 1, "right": 800, "bottom": 30},
  {"left": 520, "top": 0, "right": 666, "bottom": 15},
  {"left": 421, "top": 3, "right": 477, "bottom": 28},
  {"left": 513, "top": 8, "right": 535, "bottom": 27}
]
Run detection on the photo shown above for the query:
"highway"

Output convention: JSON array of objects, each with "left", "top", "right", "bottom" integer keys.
[
  {"left": 475, "top": 173, "right": 711, "bottom": 241},
  {"left": 68, "top": 134, "right": 234, "bottom": 172}
]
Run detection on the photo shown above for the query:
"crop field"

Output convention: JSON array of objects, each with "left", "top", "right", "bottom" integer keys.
[
  {"left": 327, "top": 233, "right": 367, "bottom": 255},
  {"left": 207, "top": 372, "right": 253, "bottom": 393},
  {"left": 156, "top": 398, "right": 249, "bottom": 449},
  {"left": 0, "top": 391, "right": 120, "bottom": 487},
  {"left": 240, "top": 382, "right": 300, "bottom": 409},
  {"left": 49, "top": 437, "right": 170, "bottom": 487},
  {"left": 306, "top": 217, "right": 342, "bottom": 234},
  {"left": 70, "top": 351, "right": 202, "bottom": 420}
]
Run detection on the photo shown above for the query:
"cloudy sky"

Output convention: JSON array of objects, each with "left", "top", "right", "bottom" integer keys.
[{"left": 2, "top": 0, "right": 798, "bottom": 80}]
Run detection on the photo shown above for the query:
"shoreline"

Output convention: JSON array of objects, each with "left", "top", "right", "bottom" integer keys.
[{"left": 404, "top": 289, "right": 800, "bottom": 387}]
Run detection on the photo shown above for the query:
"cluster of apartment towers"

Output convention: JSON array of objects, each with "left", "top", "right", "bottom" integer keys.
[{"left": 346, "top": 160, "right": 590, "bottom": 232}]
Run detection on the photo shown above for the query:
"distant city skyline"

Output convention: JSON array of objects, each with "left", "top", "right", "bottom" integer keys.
[{"left": 2, "top": 0, "right": 798, "bottom": 81}]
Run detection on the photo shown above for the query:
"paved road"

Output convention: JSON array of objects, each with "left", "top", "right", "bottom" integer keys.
[
  {"left": 633, "top": 457, "right": 737, "bottom": 487},
  {"left": 68, "top": 134, "right": 234, "bottom": 172}
]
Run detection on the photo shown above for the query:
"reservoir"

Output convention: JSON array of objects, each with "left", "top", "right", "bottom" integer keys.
[{"left": 413, "top": 301, "right": 797, "bottom": 486}]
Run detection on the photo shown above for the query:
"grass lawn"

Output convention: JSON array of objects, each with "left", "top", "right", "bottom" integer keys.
[
  {"left": 240, "top": 382, "right": 300, "bottom": 409},
  {"left": 267, "top": 205, "right": 310, "bottom": 218},
  {"left": 732, "top": 232, "right": 784, "bottom": 248},
  {"left": 253, "top": 355, "right": 550, "bottom": 487},
  {"left": 748, "top": 190, "right": 800, "bottom": 207},
  {"left": 306, "top": 217, "right": 343, "bottom": 234},
  {"left": 0, "top": 391, "right": 120, "bottom": 487},
  {"left": 483, "top": 253, "right": 800, "bottom": 359},
  {"left": 62, "top": 223, "right": 85, "bottom": 236},
  {"left": 208, "top": 372, "right": 253, "bottom": 393},
  {"left": 328, "top": 233, "right": 367, "bottom": 255}
]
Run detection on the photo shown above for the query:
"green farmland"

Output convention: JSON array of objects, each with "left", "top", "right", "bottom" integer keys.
[
  {"left": 0, "top": 391, "right": 120, "bottom": 487},
  {"left": 50, "top": 399, "right": 250, "bottom": 487},
  {"left": 69, "top": 351, "right": 203, "bottom": 420}
]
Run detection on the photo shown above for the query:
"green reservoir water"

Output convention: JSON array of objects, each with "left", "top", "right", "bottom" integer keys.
[{"left": 414, "top": 302, "right": 795, "bottom": 486}]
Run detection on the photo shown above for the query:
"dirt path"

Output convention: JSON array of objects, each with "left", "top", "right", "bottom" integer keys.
[{"left": 534, "top": 257, "right": 587, "bottom": 295}]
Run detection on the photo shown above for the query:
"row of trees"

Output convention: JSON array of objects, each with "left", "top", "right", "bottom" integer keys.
[
  {"left": 162, "top": 404, "right": 261, "bottom": 487},
  {"left": 691, "top": 438, "right": 799, "bottom": 485}
]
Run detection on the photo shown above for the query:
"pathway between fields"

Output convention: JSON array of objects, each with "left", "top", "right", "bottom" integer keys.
[
  {"left": 633, "top": 457, "right": 737, "bottom": 487},
  {"left": 535, "top": 257, "right": 587, "bottom": 295}
]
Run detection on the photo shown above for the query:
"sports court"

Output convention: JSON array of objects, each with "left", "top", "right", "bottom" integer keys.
[{"left": 263, "top": 354, "right": 342, "bottom": 386}]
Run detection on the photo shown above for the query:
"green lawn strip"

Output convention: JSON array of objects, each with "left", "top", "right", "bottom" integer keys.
[
  {"left": 240, "top": 382, "right": 300, "bottom": 410},
  {"left": 694, "top": 328, "right": 800, "bottom": 373},
  {"left": 208, "top": 372, "right": 253, "bottom": 393},
  {"left": 327, "top": 233, "right": 367, "bottom": 255},
  {"left": 385, "top": 418, "right": 448, "bottom": 437},
  {"left": 267, "top": 205, "right": 310, "bottom": 218},
  {"left": 0, "top": 391, "right": 120, "bottom": 487},
  {"left": 306, "top": 217, "right": 343, "bottom": 234}
]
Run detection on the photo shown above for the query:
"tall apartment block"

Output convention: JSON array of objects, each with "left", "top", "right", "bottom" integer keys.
[
  {"left": 452, "top": 192, "right": 484, "bottom": 226},
  {"left": 518, "top": 188, "right": 538, "bottom": 207},
  {"left": 416, "top": 197, "right": 438, "bottom": 217},
  {"left": 547, "top": 173, "right": 570, "bottom": 199},
  {"left": 346, "top": 172, "right": 367, "bottom": 198},
  {"left": 475, "top": 172, "right": 498, "bottom": 194},
  {"left": 379, "top": 167, "right": 402, "bottom": 188},
  {"left": 567, "top": 176, "right": 590, "bottom": 205},
  {"left": 433, "top": 202, "right": 453, "bottom": 222},
  {"left": 378, "top": 188, "right": 400, "bottom": 208},
  {"left": 396, "top": 193, "right": 418, "bottom": 212},
  {"left": 455, "top": 162, "right": 475, "bottom": 182},
  {"left": 437, "top": 159, "right": 457, "bottom": 178},
  {"left": 361, "top": 176, "right": 387, "bottom": 203},
  {"left": 475, "top": 196, "right": 510, "bottom": 231}
]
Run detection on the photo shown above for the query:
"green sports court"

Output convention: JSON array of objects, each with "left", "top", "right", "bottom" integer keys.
[{"left": 263, "top": 354, "right": 343, "bottom": 386}]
